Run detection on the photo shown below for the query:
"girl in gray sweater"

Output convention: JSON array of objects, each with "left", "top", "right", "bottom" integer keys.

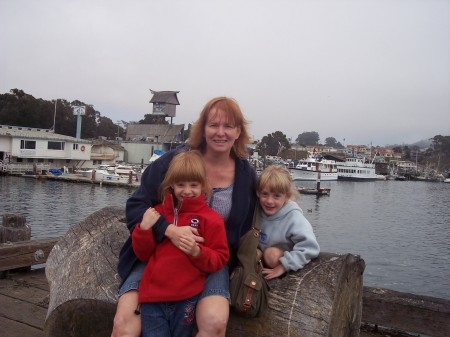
[{"left": 257, "top": 165, "right": 320, "bottom": 279}]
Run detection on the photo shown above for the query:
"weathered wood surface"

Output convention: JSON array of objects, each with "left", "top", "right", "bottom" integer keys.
[
  {"left": 0, "top": 268, "right": 49, "bottom": 337},
  {"left": 2, "top": 267, "right": 425, "bottom": 337},
  {"left": 44, "top": 206, "right": 127, "bottom": 337},
  {"left": 44, "top": 206, "right": 365, "bottom": 337},
  {"left": 0, "top": 213, "right": 31, "bottom": 243},
  {"left": 362, "top": 287, "right": 450, "bottom": 337},
  {"left": 226, "top": 252, "right": 365, "bottom": 337},
  {"left": 1, "top": 267, "right": 449, "bottom": 336},
  {"left": 0, "top": 237, "right": 60, "bottom": 272}
]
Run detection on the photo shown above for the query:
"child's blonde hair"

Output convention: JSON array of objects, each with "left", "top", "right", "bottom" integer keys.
[
  {"left": 256, "top": 165, "right": 300, "bottom": 200},
  {"left": 160, "top": 150, "right": 211, "bottom": 199}
]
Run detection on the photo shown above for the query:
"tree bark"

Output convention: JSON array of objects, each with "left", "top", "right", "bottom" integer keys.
[
  {"left": 44, "top": 207, "right": 365, "bottom": 337},
  {"left": 227, "top": 252, "right": 365, "bottom": 337},
  {"left": 44, "top": 207, "right": 127, "bottom": 337}
]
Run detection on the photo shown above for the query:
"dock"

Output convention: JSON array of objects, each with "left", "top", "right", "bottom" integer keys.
[
  {"left": 1, "top": 267, "right": 449, "bottom": 337},
  {"left": 1, "top": 212, "right": 449, "bottom": 337},
  {"left": 0, "top": 268, "right": 48, "bottom": 336},
  {"left": 6, "top": 171, "right": 140, "bottom": 188}
]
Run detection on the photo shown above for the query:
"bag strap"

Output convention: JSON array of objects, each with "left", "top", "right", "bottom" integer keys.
[{"left": 252, "top": 204, "right": 261, "bottom": 231}]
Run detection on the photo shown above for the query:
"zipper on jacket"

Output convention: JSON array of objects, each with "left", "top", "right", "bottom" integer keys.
[{"left": 173, "top": 196, "right": 182, "bottom": 226}]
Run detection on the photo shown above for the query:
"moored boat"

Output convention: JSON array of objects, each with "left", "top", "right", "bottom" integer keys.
[
  {"left": 337, "top": 157, "right": 377, "bottom": 181},
  {"left": 76, "top": 165, "right": 123, "bottom": 181},
  {"left": 289, "top": 152, "right": 338, "bottom": 181}
]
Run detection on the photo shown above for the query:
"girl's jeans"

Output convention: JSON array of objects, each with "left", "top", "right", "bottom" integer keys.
[{"left": 141, "top": 294, "right": 199, "bottom": 337}]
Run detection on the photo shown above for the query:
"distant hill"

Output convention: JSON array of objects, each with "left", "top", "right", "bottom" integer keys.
[{"left": 387, "top": 138, "right": 432, "bottom": 149}]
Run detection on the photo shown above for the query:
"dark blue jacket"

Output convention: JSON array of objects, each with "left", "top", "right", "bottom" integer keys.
[{"left": 118, "top": 146, "right": 257, "bottom": 282}]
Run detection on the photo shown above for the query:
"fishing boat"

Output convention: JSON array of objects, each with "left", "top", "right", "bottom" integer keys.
[
  {"left": 289, "top": 152, "right": 338, "bottom": 181},
  {"left": 337, "top": 157, "right": 377, "bottom": 181}
]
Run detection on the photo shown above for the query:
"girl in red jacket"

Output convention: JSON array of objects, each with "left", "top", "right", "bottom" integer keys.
[{"left": 131, "top": 150, "right": 229, "bottom": 337}]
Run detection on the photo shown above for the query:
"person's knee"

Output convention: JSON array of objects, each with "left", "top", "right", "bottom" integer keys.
[
  {"left": 196, "top": 315, "right": 227, "bottom": 337},
  {"left": 263, "top": 247, "right": 283, "bottom": 268},
  {"left": 196, "top": 296, "right": 228, "bottom": 337},
  {"left": 111, "top": 291, "right": 141, "bottom": 337}
]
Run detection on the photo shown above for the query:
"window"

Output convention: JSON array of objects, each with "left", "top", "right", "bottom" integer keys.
[
  {"left": 20, "top": 140, "right": 36, "bottom": 149},
  {"left": 48, "top": 141, "right": 65, "bottom": 150},
  {"left": 73, "top": 144, "right": 79, "bottom": 150}
]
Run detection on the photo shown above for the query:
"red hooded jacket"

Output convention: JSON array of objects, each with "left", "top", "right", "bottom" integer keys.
[{"left": 132, "top": 192, "right": 229, "bottom": 303}]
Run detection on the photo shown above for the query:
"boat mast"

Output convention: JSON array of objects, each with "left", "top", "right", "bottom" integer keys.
[{"left": 53, "top": 99, "right": 57, "bottom": 132}]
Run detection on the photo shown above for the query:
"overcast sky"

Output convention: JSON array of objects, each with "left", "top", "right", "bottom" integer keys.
[{"left": 1, "top": 0, "right": 449, "bottom": 146}]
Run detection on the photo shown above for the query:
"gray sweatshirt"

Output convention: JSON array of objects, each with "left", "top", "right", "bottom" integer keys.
[{"left": 258, "top": 200, "right": 320, "bottom": 272}]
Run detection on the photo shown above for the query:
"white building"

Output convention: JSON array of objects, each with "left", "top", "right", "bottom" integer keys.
[{"left": 0, "top": 125, "right": 91, "bottom": 171}]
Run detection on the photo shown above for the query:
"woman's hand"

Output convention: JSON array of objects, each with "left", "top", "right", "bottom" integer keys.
[
  {"left": 262, "top": 264, "right": 286, "bottom": 280},
  {"left": 165, "top": 224, "right": 205, "bottom": 249}
]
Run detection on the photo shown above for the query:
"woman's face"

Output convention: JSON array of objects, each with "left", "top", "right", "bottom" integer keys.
[{"left": 204, "top": 108, "right": 241, "bottom": 155}]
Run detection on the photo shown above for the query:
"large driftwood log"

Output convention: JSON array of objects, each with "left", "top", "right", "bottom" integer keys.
[
  {"left": 44, "top": 207, "right": 365, "bottom": 337},
  {"left": 44, "top": 207, "right": 127, "bottom": 337},
  {"left": 227, "top": 252, "right": 365, "bottom": 337}
]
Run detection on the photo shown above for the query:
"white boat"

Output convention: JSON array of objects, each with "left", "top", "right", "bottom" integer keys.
[
  {"left": 149, "top": 149, "right": 166, "bottom": 164},
  {"left": 337, "top": 157, "right": 377, "bottom": 181},
  {"left": 115, "top": 164, "right": 137, "bottom": 178},
  {"left": 289, "top": 152, "right": 338, "bottom": 181},
  {"left": 444, "top": 178, "right": 450, "bottom": 183},
  {"left": 76, "top": 165, "right": 124, "bottom": 181}
]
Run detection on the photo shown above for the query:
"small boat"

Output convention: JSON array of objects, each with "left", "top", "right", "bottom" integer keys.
[
  {"left": 76, "top": 165, "right": 123, "bottom": 181},
  {"left": 444, "top": 178, "right": 450, "bottom": 183},
  {"left": 289, "top": 151, "right": 338, "bottom": 181},
  {"left": 298, "top": 187, "right": 331, "bottom": 196},
  {"left": 115, "top": 165, "right": 137, "bottom": 178},
  {"left": 149, "top": 149, "right": 166, "bottom": 164}
]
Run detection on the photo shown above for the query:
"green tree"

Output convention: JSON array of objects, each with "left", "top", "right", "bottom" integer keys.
[
  {"left": 139, "top": 114, "right": 169, "bottom": 124},
  {"left": 324, "top": 137, "right": 338, "bottom": 147},
  {"left": 295, "top": 131, "right": 319, "bottom": 146},
  {"left": 97, "top": 116, "right": 122, "bottom": 139},
  {"left": 257, "top": 131, "right": 291, "bottom": 157}
]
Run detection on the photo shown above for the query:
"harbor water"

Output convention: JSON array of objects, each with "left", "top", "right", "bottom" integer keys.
[{"left": 1, "top": 175, "right": 449, "bottom": 300}]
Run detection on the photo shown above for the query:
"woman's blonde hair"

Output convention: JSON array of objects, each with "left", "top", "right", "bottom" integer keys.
[
  {"left": 188, "top": 96, "right": 250, "bottom": 159},
  {"left": 160, "top": 150, "right": 212, "bottom": 199},
  {"left": 256, "top": 165, "right": 300, "bottom": 200}
]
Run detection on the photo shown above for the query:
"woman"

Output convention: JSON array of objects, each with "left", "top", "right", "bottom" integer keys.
[{"left": 112, "top": 96, "right": 257, "bottom": 337}]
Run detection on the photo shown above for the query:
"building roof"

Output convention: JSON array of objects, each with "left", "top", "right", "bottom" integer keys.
[
  {"left": 0, "top": 125, "right": 90, "bottom": 143},
  {"left": 126, "top": 124, "right": 184, "bottom": 143},
  {"left": 149, "top": 90, "right": 180, "bottom": 105}
]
